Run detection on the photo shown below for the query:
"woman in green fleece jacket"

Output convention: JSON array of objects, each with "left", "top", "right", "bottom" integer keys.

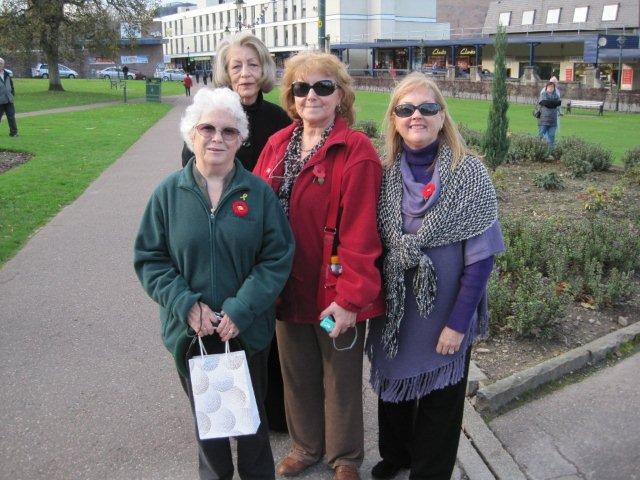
[{"left": 134, "top": 87, "right": 294, "bottom": 480}]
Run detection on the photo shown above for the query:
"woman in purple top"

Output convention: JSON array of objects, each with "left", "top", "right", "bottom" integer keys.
[{"left": 368, "top": 72, "right": 505, "bottom": 480}]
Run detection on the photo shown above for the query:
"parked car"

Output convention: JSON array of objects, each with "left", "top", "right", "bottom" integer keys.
[
  {"left": 161, "top": 68, "right": 186, "bottom": 81},
  {"left": 96, "top": 66, "right": 142, "bottom": 80},
  {"left": 31, "top": 63, "right": 78, "bottom": 79}
]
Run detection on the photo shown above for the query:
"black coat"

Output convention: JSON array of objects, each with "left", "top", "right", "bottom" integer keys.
[{"left": 182, "top": 91, "right": 291, "bottom": 171}]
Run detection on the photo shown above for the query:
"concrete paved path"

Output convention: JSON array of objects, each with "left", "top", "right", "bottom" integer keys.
[{"left": 489, "top": 352, "right": 640, "bottom": 480}]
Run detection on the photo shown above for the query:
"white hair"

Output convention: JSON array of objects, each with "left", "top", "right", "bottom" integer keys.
[{"left": 180, "top": 87, "right": 249, "bottom": 152}]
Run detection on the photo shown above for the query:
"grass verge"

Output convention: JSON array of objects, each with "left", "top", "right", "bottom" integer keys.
[
  {"left": 0, "top": 102, "right": 172, "bottom": 265},
  {"left": 13, "top": 78, "right": 184, "bottom": 112}
]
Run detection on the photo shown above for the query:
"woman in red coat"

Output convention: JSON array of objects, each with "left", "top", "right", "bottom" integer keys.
[
  {"left": 254, "top": 52, "right": 384, "bottom": 480},
  {"left": 182, "top": 73, "right": 193, "bottom": 96}
]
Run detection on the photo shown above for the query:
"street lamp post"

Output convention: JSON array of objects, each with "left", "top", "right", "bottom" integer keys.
[
  {"left": 187, "top": 46, "right": 190, "bottom": 73},
  {"left": 235, "top": 0, "right": 245, "bottom": 31},
  {"left": 615, "top": 35, "right": 626, "bottom": 112}
]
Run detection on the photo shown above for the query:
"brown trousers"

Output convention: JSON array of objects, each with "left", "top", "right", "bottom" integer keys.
[{"left": 276, "top": 320, "right": 366, "bottom": 468}]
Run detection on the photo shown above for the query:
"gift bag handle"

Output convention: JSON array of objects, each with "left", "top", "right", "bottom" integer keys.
[{"left": 197, "top": 337, "right": 230, "bottom": 357}]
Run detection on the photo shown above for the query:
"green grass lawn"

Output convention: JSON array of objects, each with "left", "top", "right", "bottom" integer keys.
[
  {"left": 265, "top": 89, "right": 640, "bottom": 163},
  {"left": 0, "top": 102, "right": 172, "bottom": 264},
  {"left": 13, "top": 78, "right": 184, "bottom": 112}
]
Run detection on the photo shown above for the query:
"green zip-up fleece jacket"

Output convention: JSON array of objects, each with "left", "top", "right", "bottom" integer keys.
[{"left": 134, "top": 159, "right": 294, "bottom": 378}]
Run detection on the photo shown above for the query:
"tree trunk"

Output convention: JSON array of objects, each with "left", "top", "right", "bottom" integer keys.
[{"left": 32, "top": 0, "right": 65, "bottom": 91}]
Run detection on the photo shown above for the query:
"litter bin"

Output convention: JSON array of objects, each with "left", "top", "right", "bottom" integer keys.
[{"left": 146, "top": 78, "right": 162, "bottom": 102}]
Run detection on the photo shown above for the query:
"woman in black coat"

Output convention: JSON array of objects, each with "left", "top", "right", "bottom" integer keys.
[
  {"left": 181, "top": 33, "right": 292, "bottom": 433},
  {"left": 181, "top": 33, "right": 291, "bottom": 172}
]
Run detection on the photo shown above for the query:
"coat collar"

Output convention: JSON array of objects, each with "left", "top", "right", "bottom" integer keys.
[
  {"left": 271, "top": 115, "right": 349, "bottom": 153},
  {"left": 178, "top": 157, "right": 253, "bottom": 192}
]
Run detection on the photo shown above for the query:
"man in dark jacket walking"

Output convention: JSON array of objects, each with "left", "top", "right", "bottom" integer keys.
[{"left": 0, "top": 58, "right": 18, "bottom": 137}]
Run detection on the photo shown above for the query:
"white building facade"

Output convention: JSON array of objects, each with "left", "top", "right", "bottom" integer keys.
[{"left": 157, "top": 0, "right": 448, "bottom": 69}]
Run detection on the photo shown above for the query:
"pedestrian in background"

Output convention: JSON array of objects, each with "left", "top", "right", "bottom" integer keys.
[
  {"left": 182, "top": 73, "right": 193, "bottom": 97},
  {"left": 134, "top": 87, "right": 294, "bottom": 480},
  {"left": 537, "top": 81, "right": 562, "bottom": 149},
  {"left": 0, "top": 58, "right": 18, "bottom": 137},
  {"left": 254, "top": 51, "right": 384, "bottom": 480},
  {"left": 368, "top": 72, "right": 504, "bottom": 480},
  {"left": 195, "top": 67, "right": 201, "bottom": 84}
]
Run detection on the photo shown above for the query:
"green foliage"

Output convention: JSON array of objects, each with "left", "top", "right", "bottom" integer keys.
[
  {"left": 508, "top": 134, "right": 551, "bottom": 163},
  {"left": 582, "top": 186, "right": 609, "bottom": 212},
  {"left": 552, "top": 136, "right": 613, "bottom": 177},
  {"left": 622, "top": 146, "right": 640, "bottom": 170},
  {"left": 489, "top": 215, "right": 640, "bottom": 337},
  {"left": 534, "top": 171, "right": 565, "bottom": 190},
  {"left": 354, "top": 119, "right": 379, "bottom": 138},
  {"left": 458, "top": 123, "right": 484, "bottom": 152},
  {"left": 482, "top": 26, "right": 510, "bottom": 170}
]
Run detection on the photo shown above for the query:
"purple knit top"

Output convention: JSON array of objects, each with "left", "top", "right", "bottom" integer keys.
[{"left": 367, "top": 143, "right": 505, "bottom": 403}]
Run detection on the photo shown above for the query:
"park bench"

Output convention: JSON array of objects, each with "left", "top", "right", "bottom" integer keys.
[
  {"left": 107, "top": 78, "right": 125, "bottom": 90},
  {"left": 566, "top": 99, "right": 604, "bottom": 115}
]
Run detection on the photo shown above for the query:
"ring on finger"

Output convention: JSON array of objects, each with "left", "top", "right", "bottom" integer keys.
[{"left": 448, "top": 349, "right": 455, "bottom": 354}]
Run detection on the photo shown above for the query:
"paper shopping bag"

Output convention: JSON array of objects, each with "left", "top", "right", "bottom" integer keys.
[{"left": 189, "top": 338, "right": 261, "bottom": 440}]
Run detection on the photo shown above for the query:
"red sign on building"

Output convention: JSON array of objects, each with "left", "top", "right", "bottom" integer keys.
[{"left": 565, "top": 68, "right": 573, "bottom": 82}]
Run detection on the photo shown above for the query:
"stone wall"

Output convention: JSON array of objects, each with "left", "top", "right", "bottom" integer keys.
[{"left": 353, "top": 76, "right": 640, "bottom": 112}]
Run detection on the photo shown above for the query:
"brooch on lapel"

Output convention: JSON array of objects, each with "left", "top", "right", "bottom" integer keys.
[
  {"left": 232, "top": 193, "right": 249, "bottom": 217},
  {"left": 313, "top": 164, "right": 326, "bottom": 185},
  {"left": 422, "top": 182, "right": 436, "bottom": 200}
]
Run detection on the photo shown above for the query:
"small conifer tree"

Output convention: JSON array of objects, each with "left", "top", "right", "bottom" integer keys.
[{"left": 483, "top": 25, "right": 510, "bottom": 170}]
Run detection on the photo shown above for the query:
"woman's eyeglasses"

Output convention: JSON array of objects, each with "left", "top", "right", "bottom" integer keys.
[
  {"left": 195, "top": 123, "right": 241, "bottom": 142},
  {"left": 393, "top": 102, "right": 442, "bottom": 118},
  {"left": 292, "top": 80, "right": 339, "bottom": 97}
]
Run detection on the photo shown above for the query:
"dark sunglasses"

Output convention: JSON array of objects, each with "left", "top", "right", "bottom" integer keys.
[
  {"left": 394, "top": 102, "right": 442, "bottom": 118},
  {"left": 292, "top": 80, "right": 339, "bottom": 97},
  {"left": 195, "top": 123, "right": 240, "bottom": 142}
]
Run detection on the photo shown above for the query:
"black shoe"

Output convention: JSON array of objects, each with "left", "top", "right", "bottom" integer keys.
[
  {"left": 9, "top": 133, "right": 17, "bottom": 137},
  {"left": 371, "top": 460, "right": 404, "bottom": 479}
]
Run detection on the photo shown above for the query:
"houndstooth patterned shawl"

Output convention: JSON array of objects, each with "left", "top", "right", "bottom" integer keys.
[{"left": 378, "top": 143, "right": 498, "bottom": 358}]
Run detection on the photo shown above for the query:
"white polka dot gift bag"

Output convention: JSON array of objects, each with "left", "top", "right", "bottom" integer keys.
[{"left": 189, "top": 337, "right": 261, "bottom": 440}]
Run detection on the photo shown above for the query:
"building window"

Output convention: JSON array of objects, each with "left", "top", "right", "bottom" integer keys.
[
  {"left": 179, "top": 19, "right": 183, "bottom": 35},
  {"left": 573, "top": 6, "right": 588, "bottom": 22},
  {"left": 301, "top": 22, "right": 306, "bottom": 44},
  {"left": 207, "top": 34, "right": 210, "bottom": 51},
  {"left": 498, "top": 12, "right": 511, "bottom": 26},
  {"left": 181, "top": 37, "right": 184, "bottom": 53},
  {"left": 522, "top": 10, "right": 535, "bottom": 25},
  {"left": 261, "top": 27, "right": 265, "bottom": 43},
  {"left": 193, "top": 17, "right": 196, "bottom": 32},
  {"left": 546, "top": 8, "right": 561, "bottom": 24},
  {"left": 293, "top": 23, "right": 297, "bottom": 44},
  {"left": 302, "top": 0, "right": 306, "bottom": 18},
  {"left": 199, "top": 16, "right": 203, "bottom": 32},
  {"left": 284, "top": 25, "right": 289, "bottom": 45},
  {"left": 293, "top": 4, "right": 297, "bottom": 19},
  {"left": 219, "top": 12, "right": 223, "bottom": 28},
  {"left": 274, "top": 27, "right": 278, "bottom": 46},
  {"left": 602, "top": 4, "right": 619, "bottom": 21},
  {"left": 284, "top": 5, "right": 288, "bottom": 21}
]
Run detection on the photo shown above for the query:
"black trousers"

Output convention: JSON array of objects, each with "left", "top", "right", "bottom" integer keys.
[
  {"left": 377, "top": 349, "right": 471, "bottom": 480},
  {"left": 264, "top": 335, "right": 287, "bottom": 432},
  {"left": 0, "top": 102, "right": 17, "bottom": 135},
  {"left": 179, "top": 336, "right": 275, "bottom": 480}
]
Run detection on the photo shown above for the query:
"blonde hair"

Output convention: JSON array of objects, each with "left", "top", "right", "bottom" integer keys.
[
  {"left": 214, "top": 32, "right": 276, "bottom": 92},
  {"left": 383, "top": 72, "right": 467, "bottom": 168},
  {"left": 280, "top": 51, "right": 356, "bottom": 126}
]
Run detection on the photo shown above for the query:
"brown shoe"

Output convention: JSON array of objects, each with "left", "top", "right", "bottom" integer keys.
[
  {"left": 276, "top": 455, "right": 314, "bottom": 477},
  {"left": 333, "top": 465, "right": 361, "bottom": 480}
]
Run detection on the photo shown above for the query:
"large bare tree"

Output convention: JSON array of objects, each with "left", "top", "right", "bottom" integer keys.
[{"left": 0, "top": 0, "right": 156, "bottom": 91}]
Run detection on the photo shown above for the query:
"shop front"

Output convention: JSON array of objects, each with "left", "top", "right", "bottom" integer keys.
[{"left": 375, "top": 48, "right": 408, "bottom": 70}]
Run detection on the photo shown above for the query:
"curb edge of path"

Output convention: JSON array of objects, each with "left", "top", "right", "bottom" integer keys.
[{"left": 474, "top": 320, "right": 640, "bottom": 414}]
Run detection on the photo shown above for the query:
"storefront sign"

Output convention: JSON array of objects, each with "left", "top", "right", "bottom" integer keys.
[
  {"left": 621, "top": 67, "right": 633, "bottom": 90},
  {"left": 431, "top": 48, "right": 447, "bottom": 56},
  {"left": 121, "top": 55, "right": 149, "bottom": 64},
  {"left": 458, "top": 47, "right": 476, "bottom": 56},
  {"left": 565, "top": 67, "right": 573, "bottom": 82}
]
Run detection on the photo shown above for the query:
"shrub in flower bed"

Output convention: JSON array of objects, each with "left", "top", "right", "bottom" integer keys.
[
  {"left": 507, "top": 134, "right": 551, "bottom": 164},
  {"left": 489, "top": 214, "right": 640, "bottom": 337},
  {"left": 622, "top": 146, "right": 640, "bottom": 170},
  {"left": 458, "top": 123, "right": 484, "bottom": 152},
  {"left": 555, "top": 136, "right": 613, "bottom": 177},
  {"left": 355, "top": 120, "right": 379, "bottom": 138},
  {"left": 534, "top": 171, "right": 564, "bottom": 190}
]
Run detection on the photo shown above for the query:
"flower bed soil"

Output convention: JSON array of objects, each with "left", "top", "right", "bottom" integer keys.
[{"left": 0, "top": 151, "right": 32, "bottom": 174}]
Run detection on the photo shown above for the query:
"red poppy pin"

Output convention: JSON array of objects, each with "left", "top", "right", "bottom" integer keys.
[
  {"left": 422, "top": 182, "right": 436, "bottom": 200},
  {"left": 232, "top": 200, "right": 249, "bottom": 217},
  {"left": 313, "top": 164, "right": 326, "bottom": 185}
]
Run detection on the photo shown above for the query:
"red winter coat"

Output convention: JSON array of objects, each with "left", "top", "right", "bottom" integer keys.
[
  {"left": 254, "top": 117, "right": 384, "bottom": 323},
  {"left": 183, "top": 76, "right": 193, "bottom": 88}
]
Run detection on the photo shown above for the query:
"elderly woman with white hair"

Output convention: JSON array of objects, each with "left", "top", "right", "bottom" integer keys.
[{"left": 134, "top": 87, "right": 294, "bottom": 480}]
